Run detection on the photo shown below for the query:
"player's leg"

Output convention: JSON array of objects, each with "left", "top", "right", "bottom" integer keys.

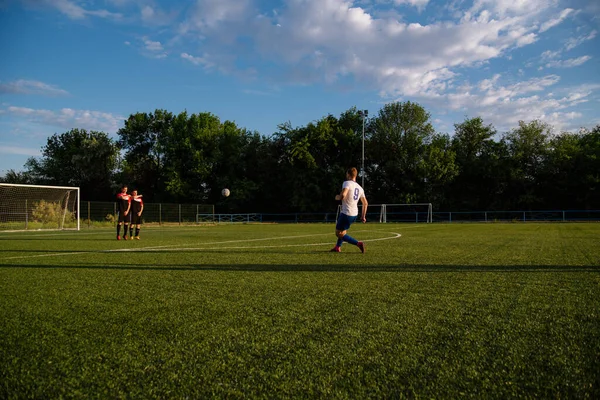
[
  {"left": 123, "top": 223, "right": 129, "bottom": 239},
  {"left": 339, "top": 216, "right": 363, "bottom": 252},
  {"left": 340, "top": 217, "right": 359, "bottom": 246},
  {"left": 116, "top": 212, "right": 124, "bottom": 240},
  {"left": 332, "top": 214, "right": 351, "bottom": 252},
  {"left": 135, "top": 219, "right": 141, "bottom": 239}
]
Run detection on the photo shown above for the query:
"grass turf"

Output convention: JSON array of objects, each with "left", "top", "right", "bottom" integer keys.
[{"left": 0, "top": 223, "right": 599, "bottom": 398}]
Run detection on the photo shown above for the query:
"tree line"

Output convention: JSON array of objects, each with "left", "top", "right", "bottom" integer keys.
[{"left": 2, "top": 101, "right": 599, "bottom": 213}]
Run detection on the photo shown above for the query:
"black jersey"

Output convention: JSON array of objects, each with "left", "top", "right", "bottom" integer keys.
[
  {"left": 131, "top": 195, "right": 143, "bottom": 213},
  {"left": 116, "top": 192, "right": 131, "bottom": 213}
]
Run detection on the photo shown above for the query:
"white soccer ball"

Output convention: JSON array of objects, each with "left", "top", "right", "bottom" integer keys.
[{"left": 221, "top": 188, "right": 230, "bottom": 197}]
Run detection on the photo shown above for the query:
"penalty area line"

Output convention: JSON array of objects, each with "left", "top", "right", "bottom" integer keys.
[
  {"left": 1, "top": 232, "right": 402, "bottom": 260},
  {"left": 123, "top": 232, "right": 402, "bottom": 252}
]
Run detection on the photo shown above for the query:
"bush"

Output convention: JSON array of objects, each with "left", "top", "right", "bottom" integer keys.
[{"left": 31, "top": 200, "right": 74, "bottom": 226}]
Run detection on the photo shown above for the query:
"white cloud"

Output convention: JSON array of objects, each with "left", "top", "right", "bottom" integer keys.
[
  {"left": 139, "top": 3, "right": 174, "bottom": 25},
  {"left": 144, "top": 38, "right": 163, "bottom": 52},
  {"left": 393, "top": 0, "right": 430, "bottom": 12},
  {"left": 178, "top": 0, "right": 252, "bottom": 35},
  {"left": 508, "top": 75, "right": 561, "bottom": 93},
  {"left": 248, "top": 0, "right": 546, "bottom": 97},
  {"left": 30, "top": 0, "right": 122, "bottom": 20},
  {"left": 3, "top": 106, "right": 123, "bottom": 133},
  {"left": 141, "top": 5, "right": 154, "bottom": 21},
  {"left": 565, "top": 30, "right": 597, "bottom": 51},
  {"left": 0, "top": 80, "right": 69, "bottom": 96},
  {"left": 181, "top": 52, "right": 215, "bottom": 69},
  {"left": 545, "top": 55, "right": 592, "bottom": 68},
  {"left": 541, "top": 50, "right": 561, "bottom": 61},
  {"left": 539, "top": 8, "right": 574, "bottom": 32},
  {"left": 140, "top": 37, "right": 167, "bottom": 58},
  {"left": 470, "top": 0, "right": 548, "bottom": 18},
  {"left": 436, "top": 74, "right": 597, "bottom": 131}
]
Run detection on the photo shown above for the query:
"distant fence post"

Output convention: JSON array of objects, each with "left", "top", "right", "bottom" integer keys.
[
  {"left": 179, "top": 204, "right": 181, "bottom": 225},
  {"left": 159, "top": 203, "right": 162, "bottom": 226}
]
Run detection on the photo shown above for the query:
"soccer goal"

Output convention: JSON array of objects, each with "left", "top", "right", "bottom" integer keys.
[
  {"left": 380, "top": 203, "right": 433, "bottom": 223},
  {"left": 335, "top": 203, "right": 433, "bottom": 223},
  {"left": 0, "top": 183, "right": 80, "bottom": 231}
]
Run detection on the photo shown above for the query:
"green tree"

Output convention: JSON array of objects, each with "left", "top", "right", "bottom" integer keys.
[
  {"left": 0, "top": 169, "right": 33, "bottom": 184},
  {"left": 450, "top": 117, "right": 498, "bottom": 210},
  {"left": 578, "top": 125, "right": 600, "bottom": 209},
  {"left": 270, "top": 110, "right": 363, "bottom": 213},
  {"left": 543, "top": 125, "right": 600, "bottom": 209},
  {"left": 24, "top": 129, "right": 118, "bottom": 200},
  {"left": 424, "top": 133, "right": 458, "bottom": 208},
  {"left": 117, "top": 109, "right": 174, "bottom": 201},
  {"left": 367, "top": 101, "right": 436, "bottom": 204},
  {"left": 502, "top": 120, "right": 552, "bottom": 209}
]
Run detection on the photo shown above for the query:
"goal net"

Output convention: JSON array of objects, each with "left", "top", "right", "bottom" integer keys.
[
  {"left": 0, "top": 183, "right": 80, "bottom": 231},
  {"left": 335, "top": 203, "right": 433, "bottom": 223},
  {"left": 380, "top": 203, "right": 432, "bottom": 223}
]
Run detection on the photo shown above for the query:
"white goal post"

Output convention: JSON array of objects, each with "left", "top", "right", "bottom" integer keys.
[
  {"left": 0, "top": 183, "right": 80, "bottom": 231},
  {"left": 336, "top": 203, "right": 433, "bottom": 223}
]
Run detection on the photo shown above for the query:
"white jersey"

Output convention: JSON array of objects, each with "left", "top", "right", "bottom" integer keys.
[{"left": 341, "top": 180, "right": 365, "bottom": 217}]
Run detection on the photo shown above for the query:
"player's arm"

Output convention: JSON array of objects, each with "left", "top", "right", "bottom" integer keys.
[
  {"left": 139, "top": 199, "right": 144, "bottom": 216},
  {"left": 360, "top": 196, "right": 368, "bottom": 222},
  {"left": 335, "top": 188, "right": 349, "bottom": 201},
  {"left": 125, "top": 198, "right": 131, "bottom": 215}
]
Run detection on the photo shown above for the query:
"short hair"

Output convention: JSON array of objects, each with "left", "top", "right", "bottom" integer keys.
[
  {"left": 121, "top": 185, "right": 128, "bottom": 190},
  {"left": 347, "top": 168, "right": 358, "bottom": 179}
]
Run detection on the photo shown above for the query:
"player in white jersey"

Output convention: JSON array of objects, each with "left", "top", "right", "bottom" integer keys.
[{"left": 331, "top": 167, "right": 368, "bottom": 253}]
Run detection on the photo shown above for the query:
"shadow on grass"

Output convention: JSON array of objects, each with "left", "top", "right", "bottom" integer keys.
[{"left": 0, "top": 262, "right": 598, "bottom": 272}]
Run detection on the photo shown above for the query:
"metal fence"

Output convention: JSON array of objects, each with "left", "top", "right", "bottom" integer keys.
[
  {"left": 78, "top": 201, "right": 600, "bottom": 228},
  {"left": 432, "top": 210, "right": 600, "bottom": 223},
  {"left": 80, "top": 202, "right": 215, "bottom": 227}
]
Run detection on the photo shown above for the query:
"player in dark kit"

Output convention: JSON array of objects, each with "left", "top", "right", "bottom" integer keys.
[
  {"left": 116, "top": 185, "right": 131, "bottom": 240},
  {"left": 129, "top": 190, "right": 144, "bottom": 240}
]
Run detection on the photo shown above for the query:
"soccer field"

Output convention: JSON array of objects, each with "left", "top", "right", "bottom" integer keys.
[{"left": 1, "top": 223, "right": 599, "bottom": 398}]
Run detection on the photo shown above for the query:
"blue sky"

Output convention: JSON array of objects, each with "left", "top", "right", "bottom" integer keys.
[{"left": 1, "top": 0, "right": 599, "bottom": 175}]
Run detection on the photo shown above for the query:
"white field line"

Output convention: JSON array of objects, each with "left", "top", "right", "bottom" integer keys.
[
  {"left": 121, "top": 232, "right": 402, "bottom": 252},
  {"left": 0, "top": 223, "right": 427, "bottom": 239},
  {"left": 0, "top": 226, "right": 214, "bottom": 239},
  {"left": 1, "top": 230, "right": 401, "bottom": 260}
]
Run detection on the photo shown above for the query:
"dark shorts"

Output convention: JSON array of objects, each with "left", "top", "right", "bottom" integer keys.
[
  {"left": 130, "top": 214, "right": 142, "bottom": 225},
  {"left": 118, "top": 211, "right": 130, "bottom": 223},
  {"left": 336, "top": 213, "right": 357, "bottom": 231}
]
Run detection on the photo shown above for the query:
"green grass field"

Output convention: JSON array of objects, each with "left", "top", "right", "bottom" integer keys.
[{"left": 1, "top": 223, "right": 599, "bottom": 398}]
